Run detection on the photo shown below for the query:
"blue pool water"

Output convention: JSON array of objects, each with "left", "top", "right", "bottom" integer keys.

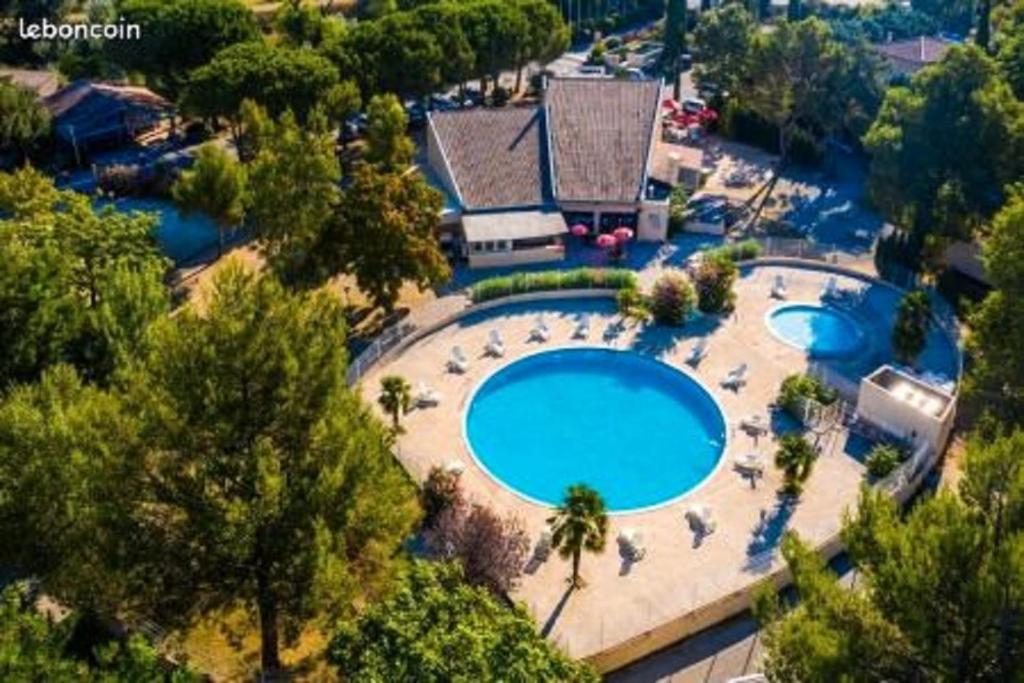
[
  {"left": 767, "top": 304, "right": 865, "bottom": 358},
  {"left": 97, "top": 197, "right": 220, "bottom": 264},
  {"left": 465, "top": 348, "right": 726, "bottom": 512}
]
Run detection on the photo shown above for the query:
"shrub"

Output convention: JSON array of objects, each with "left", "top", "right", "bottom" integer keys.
[
  {"left": 468, "top": 268, "right": 637, "bottom": 303},
  {"left": 421, "top": 466, "right": 464, "bottom": 530},
  {"left": 650, "top": 273, "right": 696, "bottom": 326},
  {"left": 778, "top": 374, "right": 837, "bottom": 421},
  {"left": 703, "top": 239, "right": 762, "bottom": 262},
  {"left": 616, "top": 286, "right": 649, "bottom": 322},
  {"left": 96, "top": 163, "right": 147, "bottom": 196},
  {"left": 669, "top": 186, "right": 690, "bottom": 235},
  {"left": 775, "top": 434, "right": 817, "bottom": 496},
  {"left": 866, "top": 443, "right": 905, "bottom": 479},
  {"left": 424, "top": 501, "right": 530, "bottom": 595},
  {"left": 693, "top": 253, "right": 738, "bottom": 314}
]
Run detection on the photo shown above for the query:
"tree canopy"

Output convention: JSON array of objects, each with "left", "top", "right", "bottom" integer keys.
[
  {"left": 0, "top": 79, "right": 50, "bottom": 163},
  {"left": 183, "top": 42, "right": 339, "bottom": 126},
  {"left": 327, "top": 561, "right": 598, "bottom": 682},
  {"left": 963, "top": 188, "right": 1024, "bottom": 426},
  {"left": 0, "top": 168, "right": 168, "bottom": 386},
  {"left": 757, "top": 430, "right": 1024, "bottom": 680},
  {"left": 106, "top": 0, "right": 260, "bottom": 96},
  {"left": 864, "top": 46, "right": 1024, "bottom": 250}
]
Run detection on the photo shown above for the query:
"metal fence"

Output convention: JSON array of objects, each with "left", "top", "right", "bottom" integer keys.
[{"left": 346, "top": 320, "right": 417, "bottom": 385}]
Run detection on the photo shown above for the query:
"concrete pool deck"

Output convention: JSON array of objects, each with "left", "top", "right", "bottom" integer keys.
[{"left": 360, "top": 265, "right": 956, "bottom": 671}]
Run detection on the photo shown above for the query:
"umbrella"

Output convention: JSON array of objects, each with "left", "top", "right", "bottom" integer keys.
[
  {"left": 613, "top": 227, "right": 634, "bottom": 243},
  {"left": 662, "top": 97, "right": 680, "bottom": 111},
  {"left": 595, "top": 233, "right": 617, "bottom": 248},
  {"left": 570, "top": 223, "right": 589, "bottom": 237}
]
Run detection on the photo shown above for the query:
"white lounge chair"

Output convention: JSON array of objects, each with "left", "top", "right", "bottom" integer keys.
[
  {"left": 685, "top": 338, "right": 709, "bottom": 366},
  {"left": 739, "top": 414, "right": 769, "bottom": 435},
  {"left": 414, "top": 381, "right": 441, "bottom": 407},
  {"left": 617, "top": 528, "right": 647, "bottom": 561},
  {"left": 685, "top": 504, "right": 717, "bottom": 535},
  {"left": 573, "top": 314, "right": 590, "bottom": 339},
  {"left": 444, "top": 460, "right": 465, "bottom": 476},
  {"left": 721, "top": 362, "right": 749, "bottom": 389},
  {"left": 447, "top": 346, "right": 469, "bottom": 373},
  {"left": 485, "top": 329, "right": 505, "bottom": 357},
  {"left": 821, "top": 276, "right": 839, "bottom": 300},
  {"left": 530, "top": 315, "right": 551, "bottom": 342},
  {"left": 770, "top": 274, "right": 787, "bottom": 299},
  {"left": 734, "top": 452, "right": 766, "bottom": 475}
]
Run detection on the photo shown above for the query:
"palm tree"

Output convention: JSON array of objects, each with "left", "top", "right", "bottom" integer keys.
[
  {"left": 775, "top": 434, "right": 817, "bottom": 497},
  {"left": 378, "top": 375, "right": 411, "bottom": 432},
  {"left": 547, "top": 484, "right": 608, "bottom": 589}
]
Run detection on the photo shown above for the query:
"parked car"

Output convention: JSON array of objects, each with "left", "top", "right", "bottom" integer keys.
[{"left": 404, "top": 100, "right": 427, "bottom": 129}]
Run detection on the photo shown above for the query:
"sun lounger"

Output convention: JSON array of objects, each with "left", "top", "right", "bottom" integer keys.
[
  {"left": 685, "top": 504, "right": 717, "bottom": 535},
  {"left": 573, "top": 314, "right": 590, "bottom": 339},
  {"left": 821, "top": 276, "right": 839, "bottom": 300},
  {"left": 617, "top": 528, "right": 647, "bottom": 561},
  {"left": 685, "top": 338, "right": 709, "bottom": 366},
  {"left": 529, "top": 315, "right": 551, "bottom": 342},
  {"left": 414, "top": 381, "right": 441, "bottom": 407},
  {"left": 485, "top": 329, "right": 505, "bottom": 357},
  {"left": 734, "top": 452, "right": 766, "bottom": 475},
  {"left": 721, "top": 363, "right": 749, "bottom": 389},
  {"left": 739, "top": 414, "right": 769, "bottom": 435},
  {"left": 447, "top": 346, "right": 469, "bottom": 373},
  {"left": 770, "top": 274, "right": 787, "bottom": 299},
  {"left": 444, "top": 460, "right": 465, "bottom": 475}
]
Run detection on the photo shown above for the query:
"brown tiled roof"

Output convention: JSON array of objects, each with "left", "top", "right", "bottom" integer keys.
[
  {"left": 0, "top": 68, "right": 60, "bottom": 98},
  {"left": 875, "top": 37, "right": 951, "bottom": 67},
  {"left": 546, "top": 78, "right": 661, "bottom": 203},
  {"left": 43, "top": 80, "right": 171, "bottom": 119},
  {"left": 429, "top": 107, "right": 549, "bottom": 211}
]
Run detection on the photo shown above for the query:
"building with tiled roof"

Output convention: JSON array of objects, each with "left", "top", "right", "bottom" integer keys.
[
  {"left": 874, "top": 36, "right": 953, "bottom": 77},
  {"left": 426, "top": 77, "right": 670, "bottom": 268}
]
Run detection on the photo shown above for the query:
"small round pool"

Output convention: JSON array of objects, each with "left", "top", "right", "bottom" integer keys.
[
  {"left": 767, "top": 303, "right": 865, "bottom": 358},
  {"left": 464, "top": 348, "right": 726, "bottom": 512}
]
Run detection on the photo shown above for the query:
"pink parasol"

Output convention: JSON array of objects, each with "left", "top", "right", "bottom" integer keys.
[
  {"left": 613, "top": 227, "right": 634, "bottom": 243},
  {"left": 570, "top": 223, "right": 589, "bottom": 237},
  {"left": 595, "top": 233, "right": 617, "bottom": 248}
]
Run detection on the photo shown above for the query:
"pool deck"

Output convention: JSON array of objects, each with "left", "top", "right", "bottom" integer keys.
[{"left": 360, "top": 266, "right": 937, "bottom": 668}]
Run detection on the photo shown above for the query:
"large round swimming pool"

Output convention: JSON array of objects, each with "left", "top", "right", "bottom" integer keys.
[
  {"left": 766, "top": 303, "right": 865, "bottom": 358},
  {"left": 464, "top": 348, "right": 726, "bottom": 512}
]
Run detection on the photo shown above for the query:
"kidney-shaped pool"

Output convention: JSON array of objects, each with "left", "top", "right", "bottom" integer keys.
[{"left": 464, "top": 348, "right": 727, "bottom": 513}]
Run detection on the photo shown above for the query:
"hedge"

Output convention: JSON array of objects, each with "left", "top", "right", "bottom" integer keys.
[
  {"left": 703, "top": 240, "right": 763, "bottom": 263},
  {"left": 469, "top": 268, "right": 637, "bottom": 303}
]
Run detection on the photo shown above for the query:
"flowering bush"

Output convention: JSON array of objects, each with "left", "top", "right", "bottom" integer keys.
[{"left": 650, "top": 272, "right": 696, "bottom": 326}]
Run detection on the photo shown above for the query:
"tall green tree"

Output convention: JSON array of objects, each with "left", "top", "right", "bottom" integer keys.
[
  {"left": 362, "top": 94, "right": 415, "bottom": 171},
  {"left": 411, "top": 3, "right": 477, "bottom": 92},
  {"left": 864, "top": 45, "right": 1024, "bottom": 253},
  {"left": 996, "top": 0, "right": 1024, "bottom": 97},
  {"left": 182, "top": 42, "right": 340, "bottom": 132},
  {"left": 757, "top": 429, "right": 1024, "bottom": 680},
  {"left": 328, "top": 561, "right": 598, "bottom": 681},
  {"left": 547, "top": 484, "right": 608, "bottom": 589},
  {"left": 891, "top": 290, "right": 932, "bottom": 365},
  {"left": 244, "top": 106, "right": 341, "bottom": 285},
  {"left": 963, "top": 189, "right": 1024, "bottom": 426},
  {"left": 0, "top": 168, "right": 168, "bottom": 386},
  {"left": 106, "top": 0, "right": 260, "bottom": 96},
  {"left": 513, "top": 0, "right": 570, "bottom": 93},
  {"left": 693, "top": 3, "right": 756, "bottom": 99},
  {"left": 662, "top": 0, "right": 689, "bottom": 99},
  {"left": 118, "top": 263, "right": 419, "bottom": 673},
  {"left": 171, "top": 143, "right": 247, "bottom": 257},
  {"left": 326, "top": 163, "right": 449, "bottom": 313},
  {"left": 745, "top": 18, "right": 846, "bottom": 166},
  {"left": 774, "top": 433, "right": 817, "bottom": 496},
  {"left": 0, "top": 583, "right": 197, "bottom": 682},
  {"left": 460, "top": 0, "right": 529, "bottom": 91},
  {"left": 0, "top": 80, "right": 50, "bottom": 164}
]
